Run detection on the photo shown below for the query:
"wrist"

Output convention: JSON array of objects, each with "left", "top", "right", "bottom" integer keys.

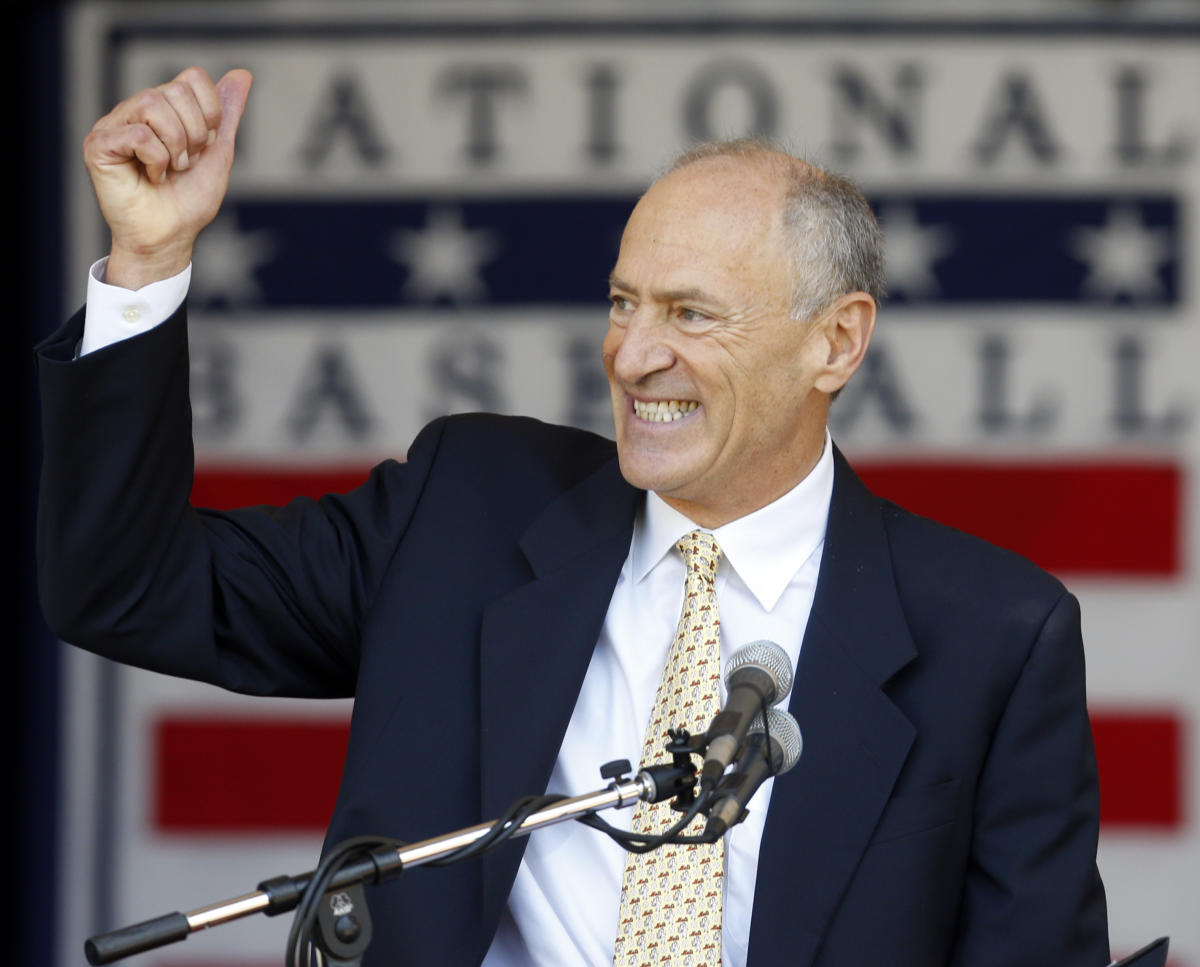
[{"left": 105, "top": 241, "right": 194, "bottom": 291}]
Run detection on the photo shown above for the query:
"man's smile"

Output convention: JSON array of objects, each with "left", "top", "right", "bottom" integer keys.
[{"left": 631, "top": 398, "right": 700, "bottom": 423}]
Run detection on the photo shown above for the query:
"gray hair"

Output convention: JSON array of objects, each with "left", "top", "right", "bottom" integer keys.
[{"left": 664, "top": 139, "right": 885, "bottom": 320}]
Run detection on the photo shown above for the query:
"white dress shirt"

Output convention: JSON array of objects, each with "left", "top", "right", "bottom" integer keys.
[{"left": 80, "top": 261, "right": 834, "bottom": 966}]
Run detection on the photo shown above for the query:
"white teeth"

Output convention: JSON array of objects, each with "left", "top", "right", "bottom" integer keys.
[{"left": 632, "top": 399, "right": 699, "bottom": 423}]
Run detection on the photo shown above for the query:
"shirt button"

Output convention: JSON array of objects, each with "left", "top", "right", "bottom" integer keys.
[{"left": 122, "top": 305, "right": 142, "bottom": 323}]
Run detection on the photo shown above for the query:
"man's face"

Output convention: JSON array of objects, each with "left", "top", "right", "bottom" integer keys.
[{"left": 603, "top": 160, "right": 832, "bottom": 527}]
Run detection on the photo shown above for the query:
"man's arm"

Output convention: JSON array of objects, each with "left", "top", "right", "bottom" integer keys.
[
  {"left": 951, "top": 590, "right": 1109, "bottom": 966},
  {"left": 38, "top": 300, "right": 459, "bottom": 696},
  {"left": 38, "top": 66, "right": 434, "bottom": 697}
]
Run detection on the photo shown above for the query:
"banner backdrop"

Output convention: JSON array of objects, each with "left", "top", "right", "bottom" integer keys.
[{"left": 60, "top": 4, "right": 1197, "bottom": 965}]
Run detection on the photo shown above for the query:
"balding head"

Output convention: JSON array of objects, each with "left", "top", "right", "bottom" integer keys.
[{"left": 659, "top": 139, "right": 884, "bottom": 321}]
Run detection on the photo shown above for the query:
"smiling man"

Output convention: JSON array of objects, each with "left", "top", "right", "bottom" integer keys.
[
  {"left": 604, "top": 147, "right": 876, "bottom": 527},
  {"left": 38, "top": 68, "right": 1108, "bottom": 966}
]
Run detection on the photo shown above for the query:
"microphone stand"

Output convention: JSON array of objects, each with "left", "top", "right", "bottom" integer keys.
[{"left": 84, "top": 753, "right": 700, "bottom": 966}]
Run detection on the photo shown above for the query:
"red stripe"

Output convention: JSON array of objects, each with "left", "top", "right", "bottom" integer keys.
[
  {"left": 855, "top": 460, "right": 1180, "bottom": 576},
  {"left": 1091, "top": 710, "right": 1184, "bottom": 829},
  {"left": 193, "top": 459, "right": 1182, "bottom": 576},
  {"left": 152, "top": 708, "right": 1183, "bottom": 833},
  {"left": 154, "top": 717, "right": 350, "bottom": 833},
  {"left": 191, "top": 466, "right": 371, "bottom": 509}
]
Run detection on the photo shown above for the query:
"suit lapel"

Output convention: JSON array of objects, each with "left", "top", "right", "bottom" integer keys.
[
  {"left": 477, "top": 457, "right": 641, "bottom": 933},
  {"left": 747, "top": 448, "right": 918, "bottom": 967}
]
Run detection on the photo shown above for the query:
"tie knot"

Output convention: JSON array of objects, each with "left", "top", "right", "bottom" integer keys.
[{"left": 678, "top": 530, "right": 722, "bottom": 583}]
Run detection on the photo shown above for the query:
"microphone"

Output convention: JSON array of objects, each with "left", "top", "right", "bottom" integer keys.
[
  {"left": 700, "top": 640, "right": 793, "bottom": 789},
  {"left": 703, "top": 707, "right": 802, "bottom": 838}
]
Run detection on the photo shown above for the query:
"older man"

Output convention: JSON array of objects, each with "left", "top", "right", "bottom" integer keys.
[{"left": 38, "top": 68, "right": 1108, "bottom": 966}]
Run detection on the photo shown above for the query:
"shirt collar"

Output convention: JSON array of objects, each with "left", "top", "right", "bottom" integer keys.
[{"left": 630, "top": 428, "right": 835, "bottom": 611}]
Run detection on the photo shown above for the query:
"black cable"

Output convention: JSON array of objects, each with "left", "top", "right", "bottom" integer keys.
[
  {"left": 576, "top": 787, "right": 718, "bottom": 852},
  {"left": 283, "top": 796, "right": 567, "bottom": 962},
  {"left": 583, "top": 706, "right": 781, "bottom": 852},
  {"left": 284, "top": 835, "right": 404, "bottom": 967},
  {"left": 427, "top": 794, "right": 566, "bottom": 866},
  {"left": 281, "top": 760, "right": 712, "bottom": 962}
]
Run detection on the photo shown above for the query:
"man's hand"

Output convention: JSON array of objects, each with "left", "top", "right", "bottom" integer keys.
[{"left": 83, "top": 67, "right": 253, "bottom": 290}]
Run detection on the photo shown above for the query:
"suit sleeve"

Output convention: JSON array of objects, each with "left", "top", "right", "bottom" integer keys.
[
  {"left": 950, "top": 590, "right": 1110, "bottom": 966},
  {"left": 36, "top": 304, "right": 447, "bottom": 697}
]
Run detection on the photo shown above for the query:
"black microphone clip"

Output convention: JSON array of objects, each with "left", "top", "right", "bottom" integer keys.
[{"left": 662, "top": 727, "right": 705, "bottom": 811}]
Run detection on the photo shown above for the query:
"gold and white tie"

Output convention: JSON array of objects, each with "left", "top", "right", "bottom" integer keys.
[{"left": 613, "top": 531, "right": 724, "bottom": 967}]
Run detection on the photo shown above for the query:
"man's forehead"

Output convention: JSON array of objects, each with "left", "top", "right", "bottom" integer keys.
[
  {"left": 617, "top": 177, "right": 786, "bottom": 279},
  {"left": 626, "top": 162, "right": 786, "bottom": 249}
]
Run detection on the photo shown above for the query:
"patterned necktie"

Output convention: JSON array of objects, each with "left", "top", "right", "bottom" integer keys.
[{"left": 614, "top": 530, "right": 724, "bottom": 967}]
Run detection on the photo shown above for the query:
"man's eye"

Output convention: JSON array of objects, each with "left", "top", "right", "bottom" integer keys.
[
  {"left": 610, "top": 295, "right": 632, "bottom": 311},
  {"left": 680, "top": 307, "right": 709, "bottom": 323}
]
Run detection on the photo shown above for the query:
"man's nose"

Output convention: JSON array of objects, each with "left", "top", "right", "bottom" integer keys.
[{"left": 611, "top": 315, "right": 675, "bottom": 383}]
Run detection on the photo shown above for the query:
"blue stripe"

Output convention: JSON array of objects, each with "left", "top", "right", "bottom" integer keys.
[{"left": 192, "top": 194, "right": 1179, "bottom": 313}]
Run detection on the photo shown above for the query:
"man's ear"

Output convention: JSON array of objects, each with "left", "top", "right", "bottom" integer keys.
[{"left": 813, "top": 292, "right": 876, "bottom": 395}]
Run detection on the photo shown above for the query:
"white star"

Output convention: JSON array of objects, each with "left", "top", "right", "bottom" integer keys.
[
  {"left": 1070, "top": 205, "right": 1173, "bottom": 302},
  {"left": 389, "top": 207, "right": 499, "bottom": 303},
  {"left": 191, "top": 212, "right": 276, "bottom": 306},
  {"left": 878, "top": 204, "right": 954, "bottom": 299}
]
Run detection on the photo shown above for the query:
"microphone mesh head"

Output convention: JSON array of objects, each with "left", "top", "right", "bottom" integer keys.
[
  {"left": 724, "top": 639, "right": 794, "bottom": 704},
  {"left": 749, "top": 707, "right": 803, "bottom": 773}
]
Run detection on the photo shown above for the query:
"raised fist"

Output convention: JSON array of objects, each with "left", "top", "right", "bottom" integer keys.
[{"left": 83, "top": 66, "right": 253, "bottom": 289}]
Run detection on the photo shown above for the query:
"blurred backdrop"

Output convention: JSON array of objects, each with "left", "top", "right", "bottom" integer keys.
[{"left": 17, "top": 1, "right": 1200, "bottom": 965}]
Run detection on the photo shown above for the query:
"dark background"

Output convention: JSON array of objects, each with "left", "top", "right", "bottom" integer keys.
[{"left": 15, "top": 4, "right": 63, "bottom": 965}]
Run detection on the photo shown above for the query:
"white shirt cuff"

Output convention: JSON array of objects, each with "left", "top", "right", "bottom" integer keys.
[{"left": 80, "top": 256, "right": 192, "bottom": 356}]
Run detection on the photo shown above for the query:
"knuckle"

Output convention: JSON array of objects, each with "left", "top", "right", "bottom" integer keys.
[
  {"left": 157, "top": 80, "right": 186, "bottom": 102},
  {"left": 128, "top": 124, "right": 168, "bottom": 156},
  {"left": 132, "top": 88, "right": 161, "bottom": 112}
]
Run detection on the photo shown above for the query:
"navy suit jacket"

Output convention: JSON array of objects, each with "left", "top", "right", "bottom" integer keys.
[{"left": 37, "top": 306, "right": 1108, "bottom": 966}]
